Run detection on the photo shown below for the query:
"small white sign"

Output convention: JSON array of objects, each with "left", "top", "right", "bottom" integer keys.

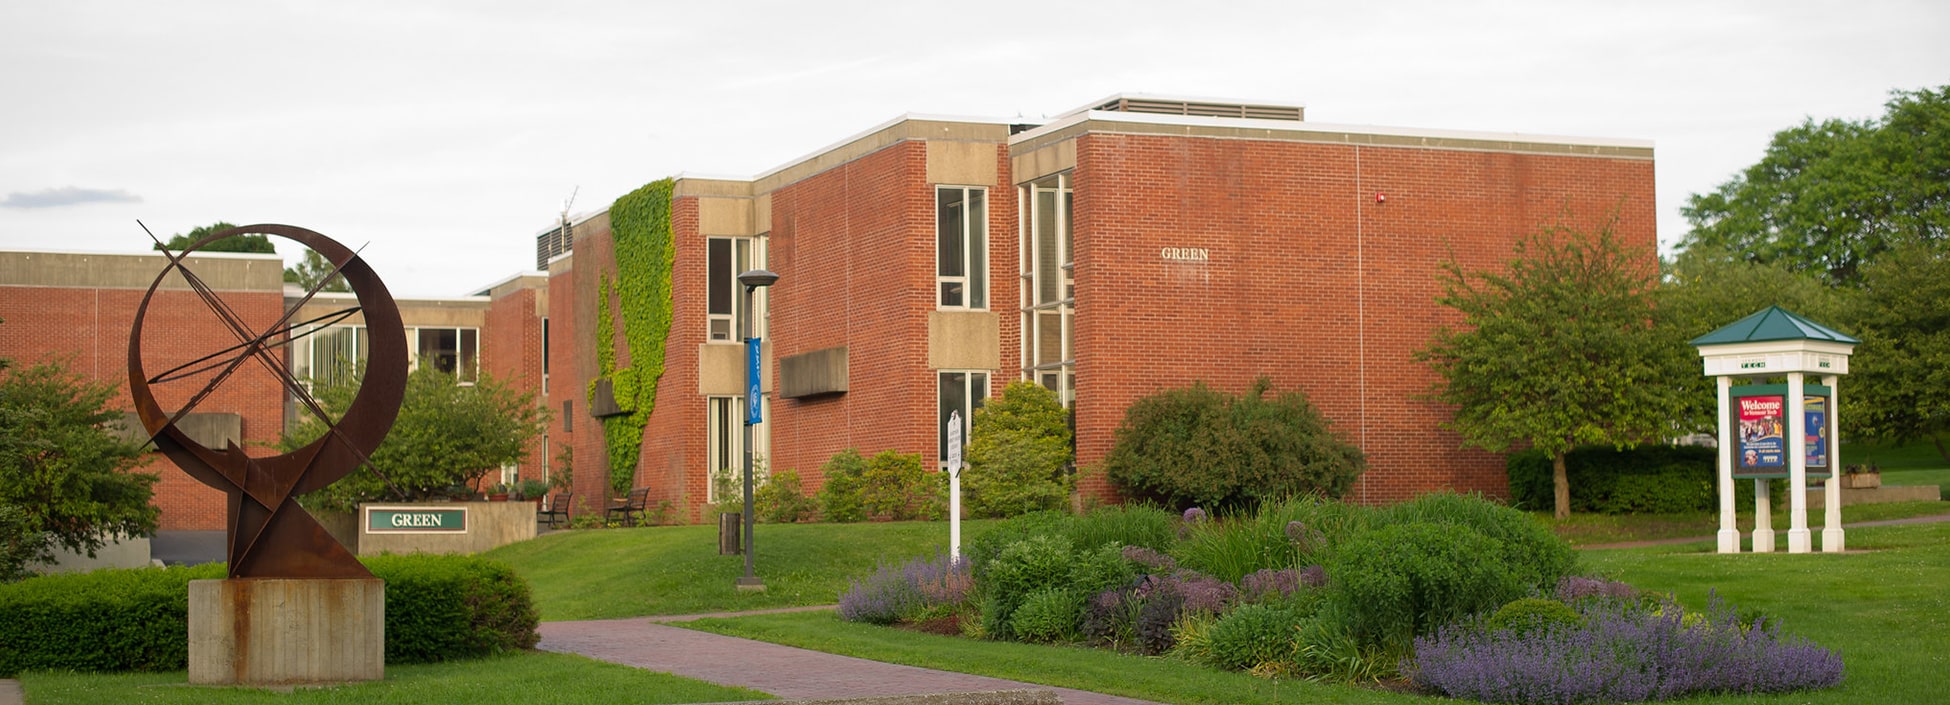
[{"left": 946, "top": 410, "right": 963, "bottom": 476}]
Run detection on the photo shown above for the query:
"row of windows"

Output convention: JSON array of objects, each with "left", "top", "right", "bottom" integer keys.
[{"left": 288, "top": 324, "right": 481, "bottom": 386}]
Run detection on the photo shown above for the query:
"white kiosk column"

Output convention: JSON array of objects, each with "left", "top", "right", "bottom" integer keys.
[
  {"left": 1821, "top": 374, "right": 1845, "bottom": 552},
  {"left": 1716, "top": 376, "right": 1739, "bottom": 554},
  {"left": 1753, "top": 478, "right": 1774, "bottom": 552},
  {"left": 1786, "top": 372, "right": 1811, "bottom": 553}
]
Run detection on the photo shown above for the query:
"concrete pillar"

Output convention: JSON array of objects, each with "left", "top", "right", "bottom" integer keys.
[
  {"left": 188, "top": 578, "right": 384, "bottom": 685},
  {"left": 1787, "top": 372, "right": 1811, "bottom": 553},
  {"left": 1752, "top": 478, "right": 1774, "bottom": 552},
  {"left": 1716, "top": 376, "right": 1739, "bottom": 553},
  {"left": 1822, "top": 374, "right": 1845, "bottom": 552}
]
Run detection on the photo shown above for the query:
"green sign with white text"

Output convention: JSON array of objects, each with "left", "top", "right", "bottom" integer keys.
[{"left": 365, "top": 507, "right": 468, "bottom": 533}]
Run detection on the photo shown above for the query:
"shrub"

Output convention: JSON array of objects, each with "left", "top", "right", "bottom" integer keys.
[
  {"left": 1066, "top": 504, "right": 1176, "bottom": 555},
  {"left": 756, "top": 469, "right": 818, "bottom": 523},
  {"left": 0, "top": 555, "right": 538, "bottom": 675},
  {"left": 837, "top": 552, "right": 971, "bottom": 625},
  {"left": 981, "top": 534, "right": 1075, "bottom": 640},
  {"left": 1201, "top": 601, "right": 1307, "bottom": 671},
  {"left": 1330, "top": 522, "right": 1523, "bottom": 653},
  {"left": 366, "top": 554, "right": 540, "bottom": 663},
  {"left": 1069, "top": 543, "right": 1141, "bottom": 598},
  {"left": 1486, "top": 597, "right": 1583, "bottom": 637},
  {"left": 817, "top": 449, "right": 870, "bottom": 523},
  {"left": 964, "top": 510, "right": 1072, "bottom": 586},
  {"left": 1506, "top": 444, "right": 1767, "bottom": 514},
  {"left": 1102, "top": 378, "right": 1365, "bottom": 510},
  {"left": 1009, "top": 588, "right": 1084, "bottom": 643},
  {"left": 1410, "top": 595, "right": 1844, "bottom": 703},
  {"left": 1375, "top": 492, "right": 1576, "bottom": 594},
  {"left": 1554, "top": 575, "right": 1636, "bottom": 603},
  {"left": 963, "top": 381, "right": 1073, "bottom": 518},
  {"left": 0, "top": 505, "right": 50, "bottom": 583},
  {"left": 1295, "top": 601, "right": 1397, "bottom": 683},
  {"left": 858, "top": 450, "right": 943, "bottom": 521}
]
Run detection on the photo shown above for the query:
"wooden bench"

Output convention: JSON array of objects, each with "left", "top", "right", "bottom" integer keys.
[
  {"left": 538, "top": 492, "right": 573, "bottom": 529},
  {"left": 606, "top": 487, "right": 650, "bottom": 527}
]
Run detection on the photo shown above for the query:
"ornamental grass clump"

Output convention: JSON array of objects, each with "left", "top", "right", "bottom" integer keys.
[
  {"left": 1409, "top": 594, "right": 1843, "bottom": 704},
  {"left": 837, "top": 552, "right": 970, "bottom": 625}
]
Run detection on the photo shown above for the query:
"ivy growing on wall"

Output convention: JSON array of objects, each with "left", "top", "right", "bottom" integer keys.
[{"left": 588, "top": 178, "right": 677, "bottom": 496}]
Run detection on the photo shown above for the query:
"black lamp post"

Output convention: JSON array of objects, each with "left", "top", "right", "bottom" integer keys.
[{"left": 736, "top": 268, "right": 778, "bottom": 590}]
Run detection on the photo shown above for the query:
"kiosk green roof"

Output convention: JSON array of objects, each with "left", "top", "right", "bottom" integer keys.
[{"left": 1690, "top": 306, "right": 1860, "bottom": 347}]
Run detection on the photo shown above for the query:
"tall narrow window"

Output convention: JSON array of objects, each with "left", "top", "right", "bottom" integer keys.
[
  {"left": 938, "top": 371, "right": 989, "bottom": 469},
  {"left": 1021, "top": 173, "right": 1075, "bottom": 406},
  {"left": 708, "top": 237, "right": 763, "bottom": 340},
  {"left": 937, "top": 187, "right": 988, "bottom": 309},
  {"left": 707, "top": 395, "right": 768, "bottom": 502}
]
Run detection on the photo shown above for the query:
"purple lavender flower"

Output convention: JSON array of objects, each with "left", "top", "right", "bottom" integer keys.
[
  {"left": 1121, "top": 545, "right": 1178, "bottom": 572},
  {"left": 837, "top": 552, "right": 970, "bottom": 624},
  {"left": 1554, "top": 575, "right": 1636, "bottom": 603}
]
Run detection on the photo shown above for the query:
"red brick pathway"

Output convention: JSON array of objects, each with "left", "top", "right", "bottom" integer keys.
[{"left": 538, "top": 614, "right": 1164, "bottom": 705}]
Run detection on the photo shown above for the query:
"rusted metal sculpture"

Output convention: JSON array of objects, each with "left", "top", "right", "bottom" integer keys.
[{"left": 128, "top": 224, "right": 407, "bottom": 579}]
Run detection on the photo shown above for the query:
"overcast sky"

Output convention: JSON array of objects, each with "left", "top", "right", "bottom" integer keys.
[{"left": 2, "top": 1, "right": 1944, "bottom": 298}]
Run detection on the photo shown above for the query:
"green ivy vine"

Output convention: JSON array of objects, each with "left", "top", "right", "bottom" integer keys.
[{"left": 589, "top": 178, "right": 676, "bottom": 496}]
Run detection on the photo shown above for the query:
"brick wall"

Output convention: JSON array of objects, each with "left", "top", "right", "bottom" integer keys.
[
  {"left": 0, "top": 284, "right": 284, "bottom": 530},
  {"left": 1068, "top": 133, "right": 1657, "bottom": 504},
  {"left": 484, "top": 286, "right": 548, "bottom": 484}
]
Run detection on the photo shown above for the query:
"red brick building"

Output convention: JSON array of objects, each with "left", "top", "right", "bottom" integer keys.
[{"left": 546, "top": 95, "right": 1656, "bottom": 520}]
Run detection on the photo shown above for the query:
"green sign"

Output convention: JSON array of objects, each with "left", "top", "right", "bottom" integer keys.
[{"left": 365, "top": 507, "right": 468, "bottom": 533}]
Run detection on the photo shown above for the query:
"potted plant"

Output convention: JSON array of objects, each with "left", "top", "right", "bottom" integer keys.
[
  {"left": 487, "top": 483, "right": 513, "bottom": 501},
  {"left": 1842, "top": 464, "right": 1882, "bottom": 489},
  {"left": 516, "top": 478, "right": 550, "bottom": 504}
]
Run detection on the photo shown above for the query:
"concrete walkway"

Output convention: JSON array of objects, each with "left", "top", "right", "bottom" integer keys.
[
  {"left": 1579, "top": 511, "right": 1950, "bottom": 550},
  {"left": 0, "top": 679, "right": 19, "bottom": 705},
  {"left": 538, "top": 613, "right": 1164, "bottom": 705}
]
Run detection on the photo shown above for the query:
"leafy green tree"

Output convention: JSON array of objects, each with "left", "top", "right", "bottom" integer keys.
[
  {"left": 1656, "top": 254, "right": 1855, "bottom": 432},
  {"left": 152, "top": 221, "right": 273, "bottom": 254},
  {"left": 283, "top": 249, "right": 350, "bottom": 292},
  {"left": 1103, "top": 377, "right": 1364, "bottom": 511},
  {"left": 1846, "top": 243, "right": 1950, "bottom": 465},
  {"left": 1679, "top": 86, "right": 1950, "bottom": 287},
  {"left": 0, "top": 352, "right": 157, "bottom": 573},
  {"left": 286, "top": 366, "right": 548, "bottom": 510},
  {"left": 963, "top": 381, "right": 1073, "bottom": 518},
  {"left": 1418, "top": 218, "right": 1687, "bottom": 519}
]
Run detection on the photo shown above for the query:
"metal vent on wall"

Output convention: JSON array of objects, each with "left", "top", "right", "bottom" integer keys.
[{"left": 1092, "top": 97, "right": 1304, "bottom": 122}]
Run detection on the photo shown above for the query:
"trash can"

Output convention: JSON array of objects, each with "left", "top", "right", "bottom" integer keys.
[{"left": 718, "top": 512, "right": 742, "bottom": 555}]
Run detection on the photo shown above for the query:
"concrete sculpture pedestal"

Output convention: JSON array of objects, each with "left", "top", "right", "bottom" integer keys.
[{"left": 188, "top": 579, "right": 385, "bottom": 685}]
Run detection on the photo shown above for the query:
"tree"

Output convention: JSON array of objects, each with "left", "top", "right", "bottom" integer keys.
[
  {"left": 152, "top": 221, "right": 273, "bottom": 254},
  {"left": 1679, "top": 86, "right": 1950, "bottom": 287},
  {"left": 1655, "top": 254, "right": 1855, "bottom": 433},
  {"left": 283, "top": 249, "right": 350, "bottom": 293},
  {"left": 0, "top": 350, "right": 157, "bottom": 574},
  {"left": 285, "top": 365, "right": 548, "bottom": 510},
  {"left": 1845, "top": 243, "right": 1950, "bottom": 466},
  {"left": 963, "top": 381, "right": 1073, "bottom": 518},
  {"left": 1418, "top": 218, "right": 1688, "bottom": 519},
  {"left": 1102, "top": 377, "right": 1364, "bottom": 511}
]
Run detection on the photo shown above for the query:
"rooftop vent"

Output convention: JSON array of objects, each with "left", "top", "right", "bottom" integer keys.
[{"left": 1091, "top": 97, "right": 1304, "bottom": 122}]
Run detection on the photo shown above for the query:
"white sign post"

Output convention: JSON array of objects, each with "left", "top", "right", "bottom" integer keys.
[{"left": 946, "top": 410, "right": 963, "bottom": 561}]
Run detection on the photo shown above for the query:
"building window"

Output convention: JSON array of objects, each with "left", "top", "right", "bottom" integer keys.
[
  {"left": 706, "top": 395, "right": 768, "bottom": 503},
  {"left": 708, "top": 236, "right": 767, "bottom": 341},
  {"left": 412, "top": 327, "right": 478, "bottom": 383},
  {"left": 939, "top": 371, "right": 988, "bottom": 468},
  {"left": 292, "top": 324, "right": 367, "bottom": 389},
  {"left": 540, "top": 317, "right": 550, "bottom": 395},
  {"left": 937, "top": 186, "right": 988, "bottom": 309},
  {"left": 1021, "top": 173, "right": 1074, "bottom": 405}
]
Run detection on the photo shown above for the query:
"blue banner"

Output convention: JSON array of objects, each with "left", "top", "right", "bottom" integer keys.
[{"left": 746, "top": 337, "right": 762, "bottom": 425}]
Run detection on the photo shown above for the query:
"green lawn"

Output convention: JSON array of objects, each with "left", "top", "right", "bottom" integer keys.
[
  {"left": 16, "top": 650, "right": 767, "bottom": 705},
  {"left": 1843, "top": 439, "right": 1950, "bottom": 495},
  {"left": 484, "top": 520, "right": 990, "bottom": 620},
  {"left": 679, "top": 522, "right": 1950, "bottom": 705}
]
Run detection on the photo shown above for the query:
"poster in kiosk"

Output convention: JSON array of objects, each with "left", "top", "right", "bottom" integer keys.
[{"left": 1732, "top": 385, "right": 1831, "bottom": 479}]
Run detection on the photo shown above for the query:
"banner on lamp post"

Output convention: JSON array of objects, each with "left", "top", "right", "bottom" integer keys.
[{"left": 746, "top": 337, "right": 762, "bottom": 425}]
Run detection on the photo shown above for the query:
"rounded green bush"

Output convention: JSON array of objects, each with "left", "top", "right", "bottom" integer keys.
[
  {"left": 982, "top": 534, "right": 1075, "bottom": 640},
  {"left": 1376, "top": 492, "right": 1576, "bottom": 593},
  {"left": 1486, "top": 597, "right": 1583, "bottom": 636},
  {"left": 1201, "top": 601, "right": 1304, "bottom": 671},
  {"left": 1101, "top": 379, "right": 1365, "bottom": 510},
  {"left": 1009, "top": 588, "right": 1083, "bottom": 643},
  {"left": 1330, "top": 522, "right": 1523, "bottom": 653}
]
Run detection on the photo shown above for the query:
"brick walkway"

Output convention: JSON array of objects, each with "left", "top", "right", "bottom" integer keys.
[{"left": 538, "top": 614, "right": 1164, "bottom": 705}]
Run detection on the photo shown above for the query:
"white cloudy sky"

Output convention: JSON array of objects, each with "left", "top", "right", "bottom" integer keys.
[{"left": 1, "top": 1, "right": 1944, "bottom": 298}]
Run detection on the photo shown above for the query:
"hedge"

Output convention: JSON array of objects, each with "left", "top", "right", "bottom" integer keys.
[
  {"left": 0, "top": 554, "right": 538, "bottom": 676},
  {"left": 1506, "top": 445, "right": 1767, "bottom": 514}
]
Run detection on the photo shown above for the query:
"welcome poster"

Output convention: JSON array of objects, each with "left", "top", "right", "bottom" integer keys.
[{"left": 1737, "top": 395, "right": 1785, "bottom": 471}]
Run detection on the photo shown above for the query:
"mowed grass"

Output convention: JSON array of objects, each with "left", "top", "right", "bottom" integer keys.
[
  {"left": 678, "top": 522, "right": 1950, "bottom": 705},
  {"left": 17, "top": 650, "right": 767, "bottom": 705},
  {"left": 484, "top": 520, "right": 991, "bottom": 620},
  {"left": 1844, "top": 439, "right": 1950, "bottom": 495}
]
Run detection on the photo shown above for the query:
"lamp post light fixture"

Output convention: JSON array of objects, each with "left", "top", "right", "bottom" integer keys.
[{"left": 736, "top": 268, "right": 778, "bottom": 590}]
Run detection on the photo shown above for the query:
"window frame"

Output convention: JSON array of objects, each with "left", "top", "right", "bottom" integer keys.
[
  {"left": 935, "top": 185, "right": 989, "bottom": 310},
  {"left": 937, "top": 370, "right": 989, "bottom": 470}
]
